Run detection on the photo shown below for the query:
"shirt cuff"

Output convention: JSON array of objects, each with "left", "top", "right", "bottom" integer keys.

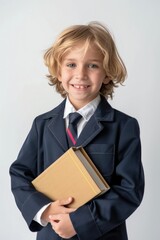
[{"left": 33, "top": 203, "right": 51, "bottom": 226}]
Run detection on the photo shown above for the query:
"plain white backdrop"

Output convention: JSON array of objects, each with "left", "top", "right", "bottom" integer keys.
[{"left": 0, "top": 0, "right": 159, "bottom": 239}]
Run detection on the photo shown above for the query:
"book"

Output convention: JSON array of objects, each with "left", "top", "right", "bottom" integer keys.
[{"left": 32, "top": 147, "right": 110, "bottom": 208}]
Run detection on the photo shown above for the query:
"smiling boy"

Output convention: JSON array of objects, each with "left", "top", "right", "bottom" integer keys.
[{"left": 10, "top": 22, "right": 144, "bottom": 240}]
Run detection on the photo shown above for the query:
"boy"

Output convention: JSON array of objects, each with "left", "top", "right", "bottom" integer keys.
[{"left": 10, "top": 22, "right": 144, "bottom": 240}]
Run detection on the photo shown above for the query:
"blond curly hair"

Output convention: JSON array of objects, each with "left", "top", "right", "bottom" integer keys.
[{"left": 44, "top": 21, "right": 127, "bottom": 99}]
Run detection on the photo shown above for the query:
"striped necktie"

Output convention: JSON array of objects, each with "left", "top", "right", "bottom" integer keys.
[{"left": 67, "top": 112, "right": 82, "bottom": 146}]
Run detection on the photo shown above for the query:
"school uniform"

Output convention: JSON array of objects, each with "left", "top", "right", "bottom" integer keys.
[{"left": 9, "top": 95, "right": 144, "bottom": 240}]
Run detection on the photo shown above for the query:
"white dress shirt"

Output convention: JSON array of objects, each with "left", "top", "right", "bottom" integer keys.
[
  {"left": 33, "top": 95, "right": 101, "bottom": 226},
  {"left": 64, "top": 95, "right": 101, "bottom": 137}
]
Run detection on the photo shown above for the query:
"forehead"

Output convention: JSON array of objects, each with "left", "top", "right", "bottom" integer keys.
[{"left": 63, "top": 42, "right": 104, "bottom": 60}]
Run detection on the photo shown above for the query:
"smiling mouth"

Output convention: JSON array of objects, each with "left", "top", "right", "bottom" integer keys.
[{"left": 72, "top": 84, "right": 90, "bottom": 89}]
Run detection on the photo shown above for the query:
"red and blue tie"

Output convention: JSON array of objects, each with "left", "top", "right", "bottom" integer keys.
[{"left": 67, "top": 112, "right": 82, "bottom": 146}]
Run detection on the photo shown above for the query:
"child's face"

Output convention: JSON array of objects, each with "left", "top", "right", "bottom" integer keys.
[{"left": 58, "top": 43, "right": 109, "bottom": 109}]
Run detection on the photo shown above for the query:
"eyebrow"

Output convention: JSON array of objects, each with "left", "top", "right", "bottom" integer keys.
[{"left": 63, "top": 58, "right": 102, "bottom": 62}]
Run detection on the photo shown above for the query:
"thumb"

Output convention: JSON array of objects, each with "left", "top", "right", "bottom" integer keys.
[{"left": 58, "top": 197, "right": 73, "bottom": 206}]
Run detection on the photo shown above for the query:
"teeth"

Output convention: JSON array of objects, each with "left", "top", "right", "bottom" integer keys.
[{"left": 73, "top": 85, "right": 88, "bottom": 89}]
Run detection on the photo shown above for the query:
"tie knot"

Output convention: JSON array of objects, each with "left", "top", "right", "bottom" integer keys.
[{"left": 69, "top": 112, "right": 82, "bottom": 125}]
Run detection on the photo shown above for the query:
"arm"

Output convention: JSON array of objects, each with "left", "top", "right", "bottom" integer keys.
[
  {"left": 69, "top": 118, "right": 145, "bottom": 240},
  {"left": 9, "top": 119, "right": 50, "bottom": 231},
  {"left": 9, "top": 119, "right": 75, "bottom": 232}
]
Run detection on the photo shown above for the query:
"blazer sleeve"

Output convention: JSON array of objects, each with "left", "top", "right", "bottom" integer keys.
[
  {"left": 70, "top": 118, "right": 145, "bottom": 240},
  {"left": 9, "top": 118, "right": 52, "bottom": 232}
]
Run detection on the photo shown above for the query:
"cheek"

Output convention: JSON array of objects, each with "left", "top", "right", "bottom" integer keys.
[
  {"left": 94, "top": 73, "right": 106, "bottom": 85},
  {"left": 58, "top": 71, "right": 67, "bottom": 82},
  {"left": 59, "top": 76, "right": 70, "bottom": 90},
  {"left": 60, "top": 80, "right": 67, "bottom": 88},
  {"left": 61, "top": 70, "right": 71, "bottom": 80}
]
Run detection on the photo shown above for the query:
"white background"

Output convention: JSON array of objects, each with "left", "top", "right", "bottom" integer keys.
[{"left": 0, "top": 0, "right": 159, "bottom": 239}]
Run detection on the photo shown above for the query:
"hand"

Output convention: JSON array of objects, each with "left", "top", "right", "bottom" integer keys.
[
  {"left": 41, "top": 197, "right": 76, "bottom": 223},
  {"left": 49, "top": 213, "right": 76, "bottom": 239}
]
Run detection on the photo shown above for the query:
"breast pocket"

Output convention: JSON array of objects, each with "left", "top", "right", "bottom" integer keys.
[{"left": 85, "top": 144, "right": 115, "bottom": 177}]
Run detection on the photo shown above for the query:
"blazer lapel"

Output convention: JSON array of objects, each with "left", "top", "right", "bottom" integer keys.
[
  {"left": 46, "top": 96, "right": 114, "bottom": 150},
  {"left": 47, "top": 100, "right": 69, "bottom": 152},
  {"left": 76, "top": 96, "right": 114, "bottom": 147},
  {"left": 76, "top": 115, "right": 103, "bottom": 147}
]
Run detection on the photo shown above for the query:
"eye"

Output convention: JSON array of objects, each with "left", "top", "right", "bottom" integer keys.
[
  {"left": 88, "top": 63, "right": 99, "bottom": 69},
  {"left": 66, "top": 63, "right": 76, "bottom": 68}
]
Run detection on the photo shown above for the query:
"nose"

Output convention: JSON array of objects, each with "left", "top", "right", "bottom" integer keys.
[{"left": 75, "top": 66, "right": 87, "bottom": 80}]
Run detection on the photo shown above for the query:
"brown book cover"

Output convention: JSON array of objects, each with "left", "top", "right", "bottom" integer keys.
[{"left": 32, "top": 147, "right": 110, "bottom": 208}]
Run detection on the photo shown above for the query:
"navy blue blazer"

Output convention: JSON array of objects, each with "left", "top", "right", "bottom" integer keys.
[{"left": 10, "top": 96, "right": 144, "bottom": 240}]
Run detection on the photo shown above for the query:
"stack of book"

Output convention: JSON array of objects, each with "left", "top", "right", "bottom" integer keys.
[{"left": 32, "top": 147, "right": 110, "bottom": 208}]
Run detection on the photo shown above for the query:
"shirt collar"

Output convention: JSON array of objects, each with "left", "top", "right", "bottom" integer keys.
[{"left": 63, "top": 95, "right": 101, "bottom": 121}]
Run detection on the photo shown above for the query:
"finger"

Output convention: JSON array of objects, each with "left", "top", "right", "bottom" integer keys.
[
  {"left": 58, "top": 197, "right": 73, "bottom": 206},
  {"left": 64, "top": 207, "right": 76, "bottom": 213},
  {"left": 49, "top": 214, "right": 61, "bottom": 221}
]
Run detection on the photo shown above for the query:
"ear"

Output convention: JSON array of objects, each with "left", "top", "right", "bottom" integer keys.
[
  {"left": 57, "top": 71, "right": 62, "bottom": 82},
  {"left": 57, "top": 76, "right": 62, "bottom": 82},
  {"left": 103, "top": 76, "right": 110, "bottom": 84}
]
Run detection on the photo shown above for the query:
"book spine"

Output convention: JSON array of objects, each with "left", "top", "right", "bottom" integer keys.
[{"left": 68, "top": 149, "right": 99, "bottom": 194}]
